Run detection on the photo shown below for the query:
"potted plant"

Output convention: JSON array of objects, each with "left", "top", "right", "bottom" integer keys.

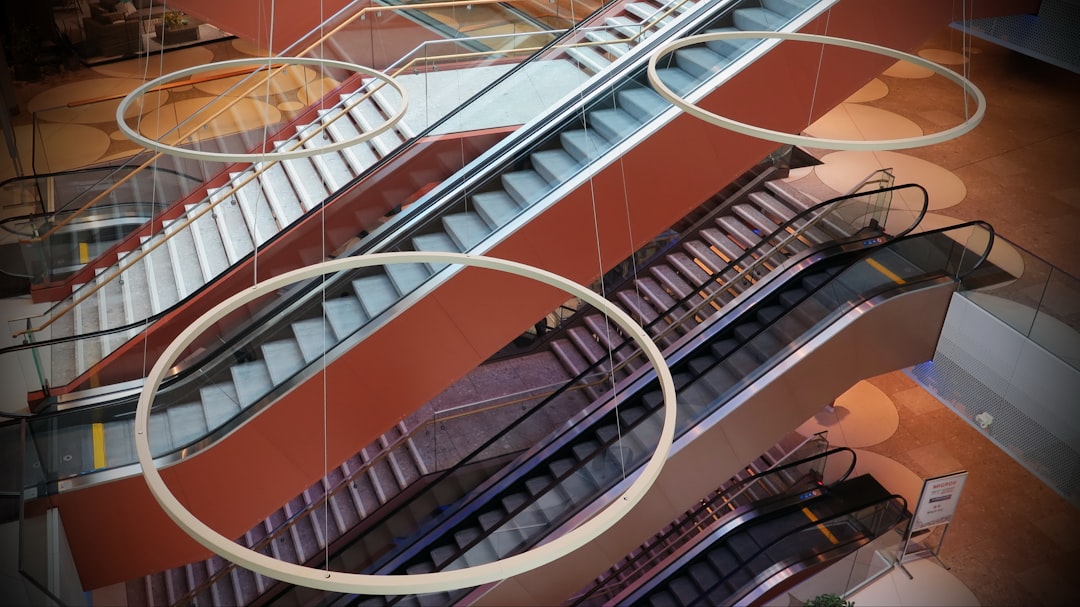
[
  {"left": 161, "top": 11, "right": 186, "bottom": 31},
  {"left": 803, "top": 593, "right": 854, "bottom": 607},
  {"left": 156, "top": 11, "right": 199, "bottom": 44}
]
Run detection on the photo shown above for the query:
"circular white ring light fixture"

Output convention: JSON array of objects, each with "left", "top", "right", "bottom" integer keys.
[
  {"left": 134, "top": 251, "right": 677, "bottom": 595},
  {"left": 647, "top": 31, "right": 986, "bottom": 151},
  {"left": 117, "top": 57, "right": 407, "bottom": 163}
]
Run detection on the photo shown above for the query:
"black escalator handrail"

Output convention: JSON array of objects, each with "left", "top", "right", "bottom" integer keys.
[
  {"left": 511, "top": 181, "right": 927, "bottom": 395},
  {"left": 371, "top": 222, "right": 990, "bottom": 585},
  {"left": 5, "top": 0, "right": 764, "bottom": 404},
  {"left": 724, "top": 494, "right": 909, "bottom": 606},
  {"left": 570, "top": 444, "right": 860, "bottom": 606},
  {"left": 0, "top": 165, "right": 201, "bottom": 229},
  {"left": 0, "top": 202, "right": 164, "bottom": 238},
  {"left": 670, "top": 219, "right": 998, "bottom": 417},
  {"left": 556, "top": 182, "right": 929, "bottom": 363},
  {"left": 356, "top": 246, "right": 871, "bottom": 583},
  {"left": 955, "top": 219, "right": 996, "bottom": 281},
  {"left": 621, "top": 492, "right": 909, "bottom": 607},
  {"left": 7, "top": 0, "right": 732, "bottom": 374}
]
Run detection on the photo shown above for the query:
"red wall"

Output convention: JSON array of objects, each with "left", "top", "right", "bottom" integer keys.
[{"left": 55, "top": 0, "right": 1038, "bottom": 591}]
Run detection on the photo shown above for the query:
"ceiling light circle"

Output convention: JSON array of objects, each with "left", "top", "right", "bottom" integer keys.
[
  {"left": 647, "top": 31, "right": 985, "bottom": 151},
  {"left": 116, "top": 57, "right": 407, "bottom": 162},
  {"left": 134, "top": 252, "right": 677, "bottom": 595}
]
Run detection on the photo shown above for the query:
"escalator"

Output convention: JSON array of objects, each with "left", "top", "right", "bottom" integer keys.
[
  {"left": 18, "top": 0, "right": 842, "bottom": 519},
  {"left": 607, "top": 473, "right": 907, "bottom": 606},
  {"left": 7, "top": 0, "right": 1014, "bottom": 592},
  {"left": 23, "top": 0, "right": 774, "bottom": 397},
  {"left": 123, "top": 161, "right": 904, "bottom": 606},
  {"left": 279, "top": 221, "right": 996, "bottom": 606}
]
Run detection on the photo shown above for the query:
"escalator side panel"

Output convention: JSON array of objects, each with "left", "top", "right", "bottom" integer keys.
[{"left": 471, "top": 279, "right": 955, "bottom": 606}]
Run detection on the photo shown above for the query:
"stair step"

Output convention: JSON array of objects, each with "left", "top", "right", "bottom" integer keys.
[
  {"left": 654, "top": 67, "right": 699, "bottom": 96},
  {"left": 352, "top": 274, "right": 400, "bottom": 318},
  {"left": 675, "top": 46, "right": 731, "bottom": 81},
  {"left": 588, "top": 108, "right": 639, "bottom": 142},
  {"left": 200, "top": 382, "right": 242, "bottom": 432},
  {"left": 705, "top": 27, "right": 757, "bottom": 58},
  {"left": 502, "top": 171, "right": 551, "bottom": 206},
  {"left": 184, "top": 202, "right": 229, "bottom": 282},
  {"left": 261, "top": 339, "right": 306, "bottom": 385},
  {"left": 207, "top": 187, "right": 255, "bottom": 263},
  {"left": 301, "top": 118, "right": 356, "bottom": 191},
  {"left": 531, "top": 149, "right": 580, "bottom": 184},
  {"left": 604, "top": 16, "right": 642, "bottom": 38},
  {"left": 324, "top": 295, "right": 368, "bottom": 341},
  {"left": 344, "top": 91, "right": 402, "bottom": 156},
  {"left": 411, "top": 232, "right": 458, "bottom": 273},
  {"left": 566, "top": 46, "right": 611, "bottom": 74},
  {"left": 560, "top": 129, "right": 609, "bottom": 164},
  {"left": 231, "top": 361, "right": 273, "bottom": 408},
  {"left": 763, "top": 0, "right": 814, "bottom": 19},
  {"left": 472, "top": 190, "right": 522, "bottom": 229},
  {"left": 617, "top": 86, "right": 669, "bottom": 122},
  {"left": 156, "top": 228, "right": 192, "bottom": 305},
  {"left": 291, "top": 317, "right": 335, "bottom": 364},
  {"left": 321, "top": 106, "right": 381, "bottom": 176},
  {"left": 734, "top": 6, "right": 789, "bottom": 31},
  {"left": 166, "top": 401, "right": 209, "bottom": 448},
  {"left": 385, "top": 262, "right": 432, "bottom": 296},
  {"left": 585, "top": 28, "right": 632, "bottom": 57},
  {"left": 443, "top": 213, "right": 490, "bottom": 251}
]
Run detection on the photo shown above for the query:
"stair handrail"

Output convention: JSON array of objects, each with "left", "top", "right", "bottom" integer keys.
[
  {"left": 11, "top": 0, "right": 699, "bottom": 342},
  {"left": 616, "top": 491, "right": 909, "bottom": 606},
  {"left": 0, "top": 178, "right": 919, "bottom": 406},
  {"left": 235, "top": 220, "right": 995, "bottom": 604},
  {"left": 169, "top": 370, "right": 635, "bottom": 605},
  {"left": 551, "top": 181, "right": 929, "bottom": 374},
  {"left": 18, "top": 0, "right": 671, "bottom": 248}
]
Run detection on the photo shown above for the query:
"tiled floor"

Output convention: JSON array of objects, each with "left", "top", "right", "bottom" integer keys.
[{"left": 3, "top": 23, "right": 1079, "bottom": 607}]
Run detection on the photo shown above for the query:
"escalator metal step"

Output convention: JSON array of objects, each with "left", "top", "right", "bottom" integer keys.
[
  {"left": 471, "top": 190, "right": 522, "bottom": 228},
  {"left": 560, "top": 129, "right": 609, "bottom": 164},
  {"left": 617, "top": 86, "right": 670, "bottom": 122},
  {"left": 531, "top": 149, "right": 581, "bottom": 184},
  {"left": 675, "top": 46, "right": 731, "bottom": 81}
]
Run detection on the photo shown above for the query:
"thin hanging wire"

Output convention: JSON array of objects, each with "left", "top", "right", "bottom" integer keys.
[
  {"left": 578, "top": 80, "right": 627, "bottom": 481},
  {"left": 805, "top": 7, "right": 832, "bottom": 132},
  {"left": 962, "top": 0, "right": 973, "bottom": 119},
  {"left": 318, "top": 0, "right": 331, "bottom": 577},
  {"left": 254, "top": 0, "right": 278, "bottom": 285}
]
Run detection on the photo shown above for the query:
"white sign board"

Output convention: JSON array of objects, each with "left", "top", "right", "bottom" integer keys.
[{"left": 912, "top": 471, "right": 967, "bottom": 532}]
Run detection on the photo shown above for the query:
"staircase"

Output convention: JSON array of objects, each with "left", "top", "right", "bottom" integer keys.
[
  {"left": 128, "top": 421, "right": 430, "bottom": 606},
  {"left": 36, "top": 0, "right": 822, "bottom": 395},
  {"left": 548, "top": 177, "right": 845, "bottom": 397},
  {"left": 61, "top": 0, "right": 830, "bottom": 480},
  {"left": 46, "top": 80, "right": 413, "bottom": 388},
  {"left": 347, "top": 243, "right": 910, "bottom": 607}
]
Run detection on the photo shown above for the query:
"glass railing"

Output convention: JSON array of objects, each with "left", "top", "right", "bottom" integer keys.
[
  {"left": 6, "top": 163, "right": 913, "bottom": 498},
  {"left": 1, "top": 167, "right": 198, "bottom": 283},
  {"left": 12, "top": 0, "right": 737, "bottom": 398},
  {"left": 956, "top": 234, "right": 1080, "bottom": 369},
  {"left": 623, "top": 490, "right": 909, "bottom": 606},
  {"left": 283, "top": 221, "right": 989, "bottom": 606},
  {"left": 571, "top": 441, "right": 853, "bottom": 605}
]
